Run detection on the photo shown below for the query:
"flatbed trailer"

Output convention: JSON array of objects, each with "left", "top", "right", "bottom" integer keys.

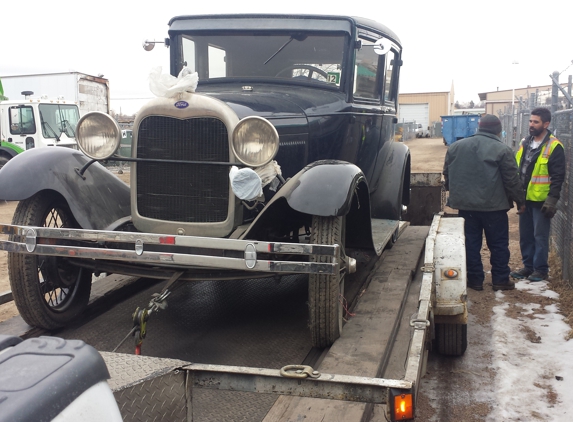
[{"left": 0, "top": 213, "right": 467, "bottom": 421}]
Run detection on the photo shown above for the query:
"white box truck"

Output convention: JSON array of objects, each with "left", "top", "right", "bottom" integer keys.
[
  {"left": 0, "top": 72, "right": 110, "bottom": 115},
  {"left": 0, "top": 72, "right": 109, "bottom": 168}
]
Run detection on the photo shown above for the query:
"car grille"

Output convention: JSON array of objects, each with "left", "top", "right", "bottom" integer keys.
[{"left": 136, "top": 116, "right": 229, "bottom": 223}]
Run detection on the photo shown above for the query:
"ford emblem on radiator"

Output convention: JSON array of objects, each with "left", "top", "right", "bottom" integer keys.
[{"left": 174, "top": 101, "right": 189, "bottom": 109}]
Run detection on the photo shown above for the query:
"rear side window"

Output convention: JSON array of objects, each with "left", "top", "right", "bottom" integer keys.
[
  {"left": 383, "top": 50, "right": 399, "bottom": 103},
  {"left": 354, "top": 36, "right": 380, "bottom": 100}
]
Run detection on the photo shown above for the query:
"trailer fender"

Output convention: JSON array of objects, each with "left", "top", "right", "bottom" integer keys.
[
  {"left": 242, "top": 160, "right": 375, "bottom": 250},
  {"left": 0, "top": 147, "right": 130, "bottom": 230},
  {"left": 369, "top": 142, "right": 411, "bottom": 220}
]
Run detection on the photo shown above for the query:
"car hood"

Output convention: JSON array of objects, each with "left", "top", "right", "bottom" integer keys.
[{"left": 198, "top": 84, "right": 347, "bottom": 121}]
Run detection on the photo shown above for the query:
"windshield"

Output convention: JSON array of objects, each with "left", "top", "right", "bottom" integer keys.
[
  {"left": 38, "top": 104, "right": 80, "bottom": 139},
  {"left": 181, "top": 32, "right": 347, "bottom": 87}
]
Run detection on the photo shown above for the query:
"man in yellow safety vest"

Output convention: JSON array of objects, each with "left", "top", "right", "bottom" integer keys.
[{"left": 511, "top": 107, "right": 565, "bottom": 282}]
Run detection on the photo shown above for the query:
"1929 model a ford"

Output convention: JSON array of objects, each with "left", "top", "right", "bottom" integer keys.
[{"left": 0, "top": 14, "right": 409, "bottom": 348}]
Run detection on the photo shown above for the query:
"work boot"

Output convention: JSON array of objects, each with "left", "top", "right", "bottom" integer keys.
[
  {"left": 510, "top": 268, "right": 532, "bottom": 279},
  {"left": 492, "top": 280, "right": 516, "bottom": 291},
  {"left": 527, "top": 271, "right": 548, "bottom": 282},
  {"left": 467, "top": 283, "right": 484, "bottom": 291}
]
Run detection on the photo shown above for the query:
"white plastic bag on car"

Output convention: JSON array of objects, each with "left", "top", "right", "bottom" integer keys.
[
  {"left": 255, "top": 160, "right": 282, "bottom": 187},
  {"left": 148, "top": 66, "right": 199, "bottom": 98},
  {"left": 229, "top": 166, "right": 263, "bottom": 201}
]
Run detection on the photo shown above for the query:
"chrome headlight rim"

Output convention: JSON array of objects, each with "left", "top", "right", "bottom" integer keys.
[
  {"left": 76, "top": 111, "right": 121, "bottom": 160},
  {"left": 231, "top": 116, "right": 279, "bottom": 167}
]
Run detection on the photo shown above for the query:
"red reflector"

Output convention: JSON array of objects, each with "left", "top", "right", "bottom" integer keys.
[
  {"left": 389, "top": 389, "right": 414, "bottom": 421},
  {"left": 268, "top": 244, "right": 272, "bottom": 252},
  {"left": 159, "top": 237, "right": 176, "bottom": 245}
]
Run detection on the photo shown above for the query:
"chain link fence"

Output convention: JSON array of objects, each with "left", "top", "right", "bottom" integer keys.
[{"left": 497, "top": 73, "right": 573, "bottom": 285}]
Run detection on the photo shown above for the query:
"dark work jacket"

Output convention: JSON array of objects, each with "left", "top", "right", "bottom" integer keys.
[
  {"left": 517, "top": 130, "right": 566, "bottom": 207},
  {"left": 443, "top": 130, "right": 525, "bottom": 212}
]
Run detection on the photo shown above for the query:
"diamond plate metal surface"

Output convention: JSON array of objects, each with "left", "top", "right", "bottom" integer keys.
[
  {"left": 101, "top": 352, "right": 189, "bottom": 390},
  {"left": 61, "top": 276, "right": 312, "bottom": 421},
  {"left": 114, "top": 372, "right": 187, "bottom": 422}
]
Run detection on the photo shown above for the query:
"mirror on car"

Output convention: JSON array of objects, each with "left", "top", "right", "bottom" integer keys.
[{"left": 373, "top": 38, "right": 392, "bottom": 55}]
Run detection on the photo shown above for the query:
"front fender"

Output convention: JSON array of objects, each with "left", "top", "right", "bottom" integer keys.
[
  {"left": 280, "top": 160, "right": 367, "bottom": 217},
  {"left": 242, "top": 160, "right": 375, "bottom": 250},
  {"left": 0, "top": 148, "right": 130, "bottom": 230}
]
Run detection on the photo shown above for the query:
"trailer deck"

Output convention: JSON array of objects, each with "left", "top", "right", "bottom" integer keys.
[{"left": 0, "top": 217, "right": 451, "bottom": 421}]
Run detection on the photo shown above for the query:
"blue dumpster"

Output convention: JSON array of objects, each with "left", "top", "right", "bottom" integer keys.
[{"left": 441, "top": 114, "right": 480, "bottom": 146}]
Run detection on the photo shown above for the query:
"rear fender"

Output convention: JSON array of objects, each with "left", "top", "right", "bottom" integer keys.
[
  {"left": 0, "top": 148, "right": 130, "bottom": 230},
  {"left": 369, "top": 142, "right": 411, "bottom": 220},
  {"left": 242, "top": 160, "right": 375, "bottom": 250}
]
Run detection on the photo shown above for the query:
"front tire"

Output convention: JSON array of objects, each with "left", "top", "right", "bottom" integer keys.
[
  {"left": 8, "top": 192, "right": 92, "bottom": 329},
  {"left": 308, "top": 216, "right": 345, "bottom": 348},
  {"left": 0, "top": 155, "right": 10, "bottom": 170}
]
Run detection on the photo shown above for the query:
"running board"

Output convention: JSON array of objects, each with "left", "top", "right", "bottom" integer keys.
[{"left": 371, "top": 219, "right": 408, "bottom": 255}]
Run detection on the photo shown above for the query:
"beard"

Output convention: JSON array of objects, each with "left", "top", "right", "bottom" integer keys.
[{"left": 529, "top": 126, "right": 544, "bottom": 137}]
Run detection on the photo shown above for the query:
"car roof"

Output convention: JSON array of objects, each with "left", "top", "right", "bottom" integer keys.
[{"left": 168, "top": 14, "right": 401, "bottom": 46}]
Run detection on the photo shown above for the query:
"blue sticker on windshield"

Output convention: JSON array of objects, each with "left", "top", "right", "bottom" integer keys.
[{"left": 175, "top": 101, "right": 189, "bottom": 109}]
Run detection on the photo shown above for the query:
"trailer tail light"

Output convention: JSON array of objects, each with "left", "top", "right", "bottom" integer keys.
[
  {"left": 389, "top": 389, "right": 413, "bottom": 420},
  {"left": 444, "top": 268, "right": 459, "bottom": 279}
]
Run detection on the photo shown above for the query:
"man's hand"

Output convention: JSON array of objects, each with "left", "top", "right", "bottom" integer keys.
[
  {"left": 541, "top": 196, "right": 558, "bottom": 218},
  {"left": 516, "top": 204, "right": 526, "bottom": 214}
]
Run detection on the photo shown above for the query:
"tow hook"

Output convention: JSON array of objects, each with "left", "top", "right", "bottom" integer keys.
[
  {"left": 132, "top": 307, "right": 148, "bottom": 355},
  {"left": 280, "top": 365, "right": 321, "bottom": 379},
  {"left": 112, "top": 271, "right": 184, "bottom": 354}
]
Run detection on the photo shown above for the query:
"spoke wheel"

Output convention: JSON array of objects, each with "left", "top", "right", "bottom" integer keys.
[
  {"left": 308, "top": 215, "right": 345, "bottom": 348},
  {"left": 8, "top": 192, "right": 92, "bottom": 329}
]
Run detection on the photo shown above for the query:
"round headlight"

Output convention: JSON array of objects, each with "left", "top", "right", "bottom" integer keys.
[
  {"left": 76, "top": 112, "right": 121, "bottom": 160},
  {"left": 232, "top": 116, "right": 279, "bottom": 167}
]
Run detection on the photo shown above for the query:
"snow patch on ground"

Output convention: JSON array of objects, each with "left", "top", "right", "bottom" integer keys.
[{"left": 488, "top": 280, "right": 573, "bottom": 421}]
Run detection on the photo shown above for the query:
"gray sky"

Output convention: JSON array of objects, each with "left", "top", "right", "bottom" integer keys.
[{"left": 2, "top": 0, "right": 572, "bottom": 114}]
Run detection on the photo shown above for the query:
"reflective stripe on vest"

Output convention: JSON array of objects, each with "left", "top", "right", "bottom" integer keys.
[{"left": 516, "top": 135, "right": 563, "bottom": 201}]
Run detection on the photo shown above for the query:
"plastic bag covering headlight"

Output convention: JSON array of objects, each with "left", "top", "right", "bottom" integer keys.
[
  {"left": 76, "top": 112, "right": 121, "bottom": 160},
  {"left": 232, "top": 116, "right": 279, "bottom": 167}
]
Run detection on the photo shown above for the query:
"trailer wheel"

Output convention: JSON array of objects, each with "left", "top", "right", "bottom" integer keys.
[
  {"left": 435, "top": 323, "right": 467, "bottom": 356},
  {"left": 308, "top": 216, "right": 345, "bottom": 348},
  {"left": 0, "top": 155, "right": 10, "bottom": 170},
  {"left": 8, "top": 192, "right": 92, "bottom": 329}
]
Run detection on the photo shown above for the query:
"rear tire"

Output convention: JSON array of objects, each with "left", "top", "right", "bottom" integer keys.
[
  {"left": 308, "top": 216, "right": 345, "bottom": 348},
  {"left": 8, "top": 192, "right": 92, "bottom": 329},
  {"left": 435, "top": 323, "right": 467, "bottom": 356},
  {"left": 0, "top": 155, "right": 10, "bottom": 170}
]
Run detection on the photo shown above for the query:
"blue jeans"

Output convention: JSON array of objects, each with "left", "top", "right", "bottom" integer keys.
[
  {"left": 459, "top": 210, "right": 510, "bottom": 286},
  {"left": 519, "top": 203, "right": 551, "bottom": 274}
]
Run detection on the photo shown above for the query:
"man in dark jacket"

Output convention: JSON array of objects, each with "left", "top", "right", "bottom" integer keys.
[
  {"left": 443, "top": 114, "right": 525, "bottom": 291},
  {"left": 510, "top": 107, "right": 565, "bottom": 282}
]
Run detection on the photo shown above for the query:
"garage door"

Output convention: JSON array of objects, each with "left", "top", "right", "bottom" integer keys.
[{"left": 399, "top": 103, "right": 429, "bottom": 129}]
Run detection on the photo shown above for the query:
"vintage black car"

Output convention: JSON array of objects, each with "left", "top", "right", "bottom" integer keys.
[{"left": 0, "top": 14, "right": 409, "bottom": 348}]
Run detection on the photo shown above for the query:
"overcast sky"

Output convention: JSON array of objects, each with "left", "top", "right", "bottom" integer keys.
[{"left": 1, "top": 0, "right": 572, "bottom": 114}]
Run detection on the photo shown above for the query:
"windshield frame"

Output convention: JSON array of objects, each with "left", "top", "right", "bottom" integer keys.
[{"left": 172, "top": 31, "right": 351, "bottom": 93}]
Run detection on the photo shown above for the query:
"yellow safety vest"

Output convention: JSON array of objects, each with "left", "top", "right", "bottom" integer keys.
[{"left": 516, "top": 135, "right": 563, "bottom": 201}]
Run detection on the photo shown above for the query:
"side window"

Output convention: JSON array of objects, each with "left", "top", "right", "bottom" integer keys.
[
  {"left": 354, "top": 37, "right": 380, "bottom": 100},
  {"left": 182, "top": 37, "right": 226, "bottom": 79},
  {"left": 182, "top": 37, "right": 196, "bottom": 72},
  {"left": 208, "top": 45, "right": 226, "bottom": 78},
  {"left": 383, "top": 50, "right": 399, "bottom": 103},
  {"left": 9, "top": 106, "right": 36, "bottom": 135}
]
